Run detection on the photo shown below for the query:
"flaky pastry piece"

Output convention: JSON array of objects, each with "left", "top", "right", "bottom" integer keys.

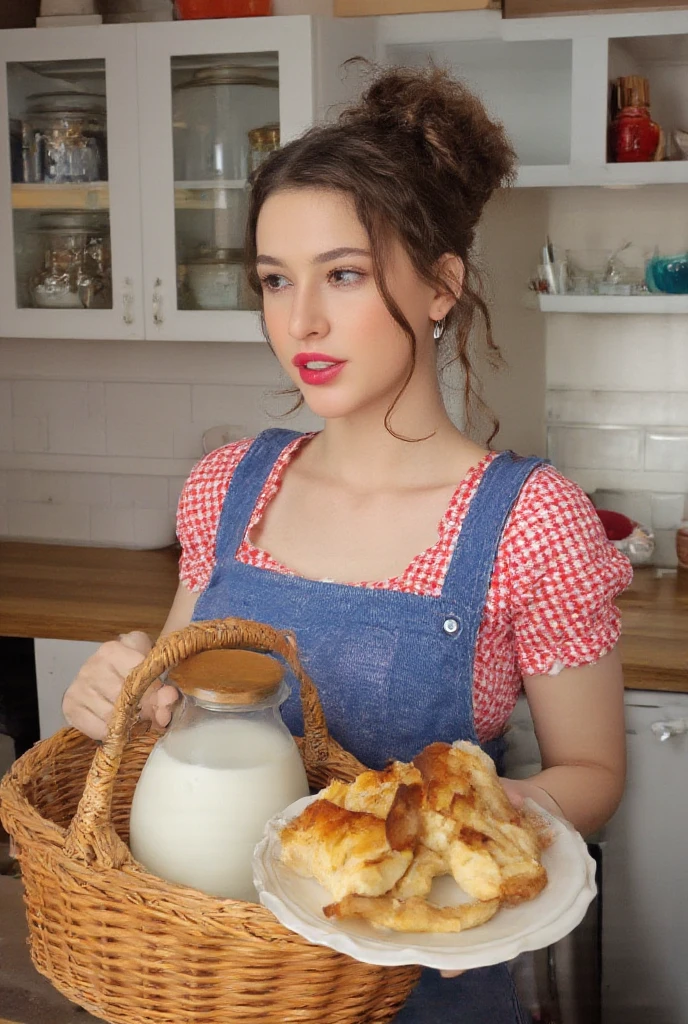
[
  {"left": 413, "top": 741, "right": 547, "bottom": 905},
  {"left": 390, "top": 844, "right": 447, "bottom": 899},
  {"left": 324, "top": 894, "right": 500, "bottom": 933},
  {"left": 279, "top": 797, "right": 417, "bottom": 902},
  {"left": 321, "top": 761, "right": 423, "bottom": 819}
]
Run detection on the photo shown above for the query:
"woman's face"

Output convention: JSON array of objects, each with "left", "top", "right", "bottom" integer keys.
[{"left": 255, "top": 188, "right": 447, "bottom": 423}]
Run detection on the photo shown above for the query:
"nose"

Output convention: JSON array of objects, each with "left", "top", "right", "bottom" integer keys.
[{"left": 288, "top": 282, "right": 329, "bottom": 342}]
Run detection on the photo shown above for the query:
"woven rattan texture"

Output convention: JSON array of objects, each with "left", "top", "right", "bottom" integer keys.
[{"left": 0, "top": 619, "right": 421, "bottom": 1024}]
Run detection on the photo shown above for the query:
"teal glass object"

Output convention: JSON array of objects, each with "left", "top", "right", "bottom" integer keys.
[{"left": 645, "top": 252, "right": 688, "bottom": 294}]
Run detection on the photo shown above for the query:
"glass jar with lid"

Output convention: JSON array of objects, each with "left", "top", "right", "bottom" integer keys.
[
  {"left": 173, "top": 65, "right": 278, "bottom": 181},
  {"left": 248, "top": 122, "right": 280, "bottom": 173},
  {"left": 128, "top": 649, "right": 310, "bottom": 901},
  {"left": 29, "top": 212, "right": 111, "bottom": 309},
  {"left": 184, "top": 245, "right": 259, "bottom": 310},
  {"left": 22, "top": 91, "right": 107, "bottom": 184}
]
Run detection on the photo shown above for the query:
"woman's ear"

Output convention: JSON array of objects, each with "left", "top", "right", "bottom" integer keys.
[{"left": 430, "top": 254, "right": 464, "bottom": 321}]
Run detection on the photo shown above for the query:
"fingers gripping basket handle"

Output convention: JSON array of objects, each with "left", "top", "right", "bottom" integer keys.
[{"left": 64, "top": 618, "right": 330, "bottom": 868}]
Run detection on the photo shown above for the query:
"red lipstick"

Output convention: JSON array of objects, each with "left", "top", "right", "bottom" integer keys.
[{"left": 292, "top": 352, "right": 346, "bottom": 386}]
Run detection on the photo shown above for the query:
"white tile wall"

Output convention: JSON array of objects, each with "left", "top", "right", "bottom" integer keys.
[
  {"left": 547, "top": 390, "right": 688, "bottom": 428},
  {"left": 547, "top": 425, "right": 645, "bottom": 471},
  {"left": 0, "top": 339, "right": 322, "bottom": 546},
  {"left": 545, "top": 186, "right": 688, "bottom": 568},
  {"left": 645, "top": 431, "right": 688, "bottom": 474}
]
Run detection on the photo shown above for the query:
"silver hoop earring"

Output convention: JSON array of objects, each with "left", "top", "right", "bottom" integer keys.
[{"left": 433, "top": 317, "right": 446, "bottom": 341}]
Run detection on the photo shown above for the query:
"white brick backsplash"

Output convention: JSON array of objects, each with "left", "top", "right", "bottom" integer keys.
[
  {"left": 547, "top": 425, "right": 644, "bottom": 471},
  {"left": 546, "top": 327, "right": 688, "bottom": 392},
  {"left": 0, "top": 381, "right": 11, "bottom": 452},
  {"left": 111, "top": 475, "right": 169, "bottom": 509},
  {"left": 133, "top": 508, "right": 177, "bottom": 549},
  {"left": 105, "top": 383, "right": 192, "bottom": 457},
  {"left": 190, "top": 384, "right": 272, "bottom": 434},
  {"left": 168, "top": 475, "right": 189, "bottom": 511},
  {"left": 0, "top": 338, "right": 278, "bottom": 386},
  {"left": 91, "top": 506, "right": 135, "bottom": 546},
  {"left": 12, "top": 415, "right": 49, "bottom": 453},
  {"left": 66, "top": 473, "right": 111, "bottom": 505},
  {"left": 7, "top": 501, "right": 90, "bottom": 542},
  {"left": 9, "top": 470, "right": 70, "bottom": 504},
  {"left": 12, "top": 380, "right": 106, "bottom": 455},
  {"left": 645, "top": 430, "right": 688, "bottom": 473},
  {"left": 563, "top": 467, "right": 688, "bottom": 497},
  {"left": 547, "top": 390, "right": 688, "bottom": 428}
]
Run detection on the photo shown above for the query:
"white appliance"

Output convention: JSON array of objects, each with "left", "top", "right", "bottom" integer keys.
[
  {"left": 504, "top": 689, "right": 688, "bottom": 1024},
  {"left": 601, "top": 690, "right": 688, "bottom": 1024}
]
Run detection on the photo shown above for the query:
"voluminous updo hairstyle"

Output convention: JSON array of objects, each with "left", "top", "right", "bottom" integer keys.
[{"left": 245, "top": 63, "right": 517, "bottom": 443}]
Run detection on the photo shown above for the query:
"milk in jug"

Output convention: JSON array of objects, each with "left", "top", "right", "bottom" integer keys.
[{"left": 129, "top": 649, "right": 309, "bottom": 901}]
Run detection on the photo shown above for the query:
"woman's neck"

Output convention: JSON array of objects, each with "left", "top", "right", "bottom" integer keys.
[{"left": 304, "top": 385, "right": 486, "bottom": 493}]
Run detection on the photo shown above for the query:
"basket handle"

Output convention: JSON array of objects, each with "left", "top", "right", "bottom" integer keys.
[{"left": 63, "top": 618, "right": 331, "bottom": 868}]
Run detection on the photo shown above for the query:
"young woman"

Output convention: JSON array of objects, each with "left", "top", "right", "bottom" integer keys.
[{"left": 63, "top": 66, "right": 631, "bottom": 1023}]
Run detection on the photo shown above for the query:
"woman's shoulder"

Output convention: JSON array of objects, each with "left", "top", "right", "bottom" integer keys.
[
  {"left": 176, "top": 438, "right": 256, "bottom": 594},
  {"left": 501, "top": 459, "right": 633, "bottom": 599}
]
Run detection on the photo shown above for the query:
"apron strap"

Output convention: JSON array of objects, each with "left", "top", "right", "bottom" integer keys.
[
  {"left": 443, "top": 451, "right": 545, "bottom": 600},
  {"left": 215, "top": 428, "right": 305, "bottom": 554},
  {"left": 441, "top": 451, "right": 546, "bottom": 759}
]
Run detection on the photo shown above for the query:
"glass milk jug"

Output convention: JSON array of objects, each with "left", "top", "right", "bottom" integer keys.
[{"left": 129, "top": 649, "right": 309, "bottom": 901}]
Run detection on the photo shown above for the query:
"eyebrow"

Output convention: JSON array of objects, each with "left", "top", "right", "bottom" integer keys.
[{"left": 256, "top": 247, "right": 371, "bottom": 267}]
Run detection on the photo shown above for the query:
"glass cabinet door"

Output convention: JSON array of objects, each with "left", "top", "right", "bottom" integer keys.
[
  {"left": 0, "top": 27, "right": 144, "bottom": 339},
  {"left": 137, "top": 17, "right": 316, "bottom": 342}
]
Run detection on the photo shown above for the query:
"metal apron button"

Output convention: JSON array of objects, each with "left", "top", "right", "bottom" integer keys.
[{"left": 442, "top": 616, "right": 461, "bottom": 636}]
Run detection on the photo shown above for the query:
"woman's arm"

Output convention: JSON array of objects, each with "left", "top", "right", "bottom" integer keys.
[
  {"left": 160, "top": 581, "right": 199, "bottom": 636},
  {"left": 505, "top": 648, "right": 626, "bottom": 837}
]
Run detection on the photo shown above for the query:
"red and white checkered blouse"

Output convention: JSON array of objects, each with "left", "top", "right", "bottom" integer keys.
[{"left": 177, "top": 434, "right": 633, "bottom": 742}]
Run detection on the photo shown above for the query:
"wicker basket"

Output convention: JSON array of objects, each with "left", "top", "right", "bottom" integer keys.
[{"left": 0, "top": 618, "right": 421, "bottom": 1024}]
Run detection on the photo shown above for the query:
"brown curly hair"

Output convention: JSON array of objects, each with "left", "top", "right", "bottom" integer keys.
[{"left": 245, "top": 63, "right": 516, "bottom": 444}]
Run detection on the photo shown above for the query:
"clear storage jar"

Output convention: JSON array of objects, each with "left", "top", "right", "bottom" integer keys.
[
  {"left": 29, "top": 212, "right": 111, "bottom": 309},
  {"left": 22, "top": 91, "right": 107, "bottom": 184},
  {"left": 173, "top": 65, "right": 278, "bottom": 182},
  {"left": 185, "top": 246, "right": 258, "bottom": 310},
  {"left": 129, "top": 649, "right": 309, "bottom": 901}
]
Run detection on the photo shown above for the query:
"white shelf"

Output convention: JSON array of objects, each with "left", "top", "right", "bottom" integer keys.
[{"left": 538, "top": 295, "right": 688, "bottom": 314}]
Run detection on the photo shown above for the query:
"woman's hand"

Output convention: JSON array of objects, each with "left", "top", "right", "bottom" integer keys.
[{"left": 62, "top": 630, "right": 178, "bottom": 741}]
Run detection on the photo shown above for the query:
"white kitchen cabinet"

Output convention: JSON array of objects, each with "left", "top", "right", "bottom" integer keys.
[
  {"left": 0, "top": 26, "right": 145, "bottom": 340},
  {"left": 376, "top": 8, "right": 688, "bottom": 188},
  {"left": 601, "top": 689, "right": 688, "bottom": 1024},
  {"left": 0, "top": 16, "right": 374, "bottom": 342},
  {"left": 33, "top": 637, "right": 100, "bottom": 739}
]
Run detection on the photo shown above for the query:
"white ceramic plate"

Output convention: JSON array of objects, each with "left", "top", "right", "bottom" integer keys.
[{"left": 253, "top": 795, "right": 597, "bottom": 970}]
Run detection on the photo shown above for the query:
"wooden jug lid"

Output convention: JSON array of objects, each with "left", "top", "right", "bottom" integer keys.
[{"left": 168, "top": 649, "right": 284, "bottom": 705}]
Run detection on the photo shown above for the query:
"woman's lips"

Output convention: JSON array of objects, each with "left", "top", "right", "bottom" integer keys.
[{"left": 292, "top": 353, "right": 346, "bottom": 386}]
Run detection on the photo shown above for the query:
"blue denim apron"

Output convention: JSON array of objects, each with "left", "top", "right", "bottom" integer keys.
[{"left": 192, "top": 427, "right": 541, "bottom": 1024}]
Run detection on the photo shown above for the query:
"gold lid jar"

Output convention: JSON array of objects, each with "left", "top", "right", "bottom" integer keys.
[{"left": 129, "top": 649, "right": 309, "bottom": 901}]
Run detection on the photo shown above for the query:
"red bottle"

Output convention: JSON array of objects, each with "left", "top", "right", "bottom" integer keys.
[{"left": 609, "top": 76, "right": 661, "bottom": 163}]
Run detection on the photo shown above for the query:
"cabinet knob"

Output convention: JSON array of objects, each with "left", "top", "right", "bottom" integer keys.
[
  {"left": 152, "top": 278, "right": 164, "bottom": 326},
  {"left": 650, "top": 718, "right": 688, "bottom": 742},
  {"left": 122, "top": 277, "right": 135, "bottom": 325}
]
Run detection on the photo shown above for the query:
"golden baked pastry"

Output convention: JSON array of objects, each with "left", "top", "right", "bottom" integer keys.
[
  {"left": 278, "top": 740, "right": 550, "bottom": 932},
  {"left": 279, "top": 784, "right": 422, "bottom": 902},
  {"left": 323, "top": 894, "right": 501, "bottom": 933}
]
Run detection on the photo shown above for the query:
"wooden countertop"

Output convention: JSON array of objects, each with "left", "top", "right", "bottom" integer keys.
[
  {"left": 1, "top": 540, "right": 687, "bottom": 693},
  {"left": 0, "top": 541, "right": 179, "bottom": 642}
]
